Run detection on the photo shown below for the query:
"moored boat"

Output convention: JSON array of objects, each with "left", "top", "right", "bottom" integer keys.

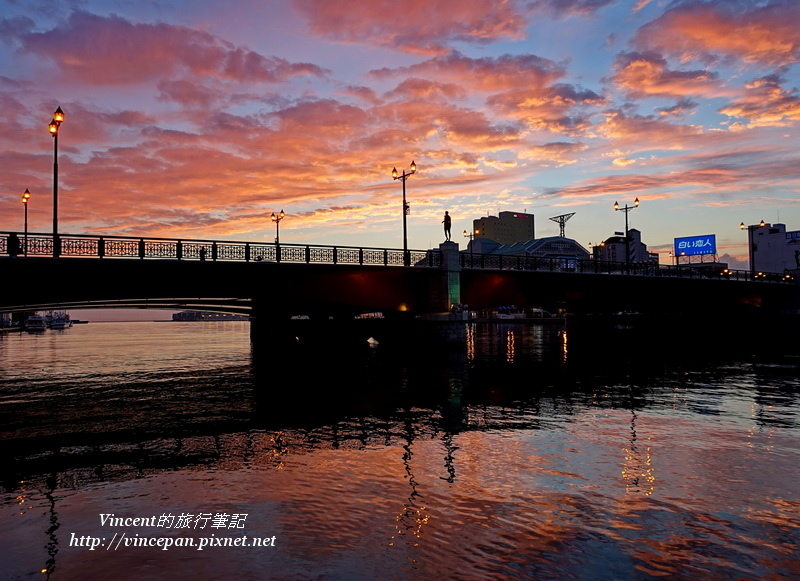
[
  {"left": 47, "top": 311, "right": 72, "bottom": 329},
  {"left": 25, "top": 315, "right": 47, "bottom": 331}
]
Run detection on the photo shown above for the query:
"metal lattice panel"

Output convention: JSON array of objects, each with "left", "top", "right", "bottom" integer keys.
[
  {"left": 63, "top": 238, "right": 99, "bottom": 256},
  {"left": 103, "top": 239, "right": 140, "bottom": 257},
  {"left": 145, "top": 241, "right": 176, "bottom": 258}
]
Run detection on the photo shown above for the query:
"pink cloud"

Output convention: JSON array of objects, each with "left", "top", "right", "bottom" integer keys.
[
  {"left": 157, "top": 80, "right": 225, "bottom": 107},
  {"left": 595, "top": 108, "right": 703, "bottom": 149},
  {"left": 487, "top": 83, "right": 605, "bottom": 134},
  {"left": 529, "top": 0, "right": 614, "bottom": 18},
  {"left": 610, "top": 51, "right": 720, "bottom": 98},
  {"left": 719, "top": 74, "right": 800, "bottom": 127},
  {"left": 542, "top": 153, "right": 800, "bottom": 202},
  {"left": 519, "top": 141, "right": 588, "bottom": 166},
  {"left": 292, "top": 0, "right": 528, "bottom": 55},
  {"left": 633, "top": 0, "right": 800, "bottom": 67},
  {"left": 18, "top": 11, "right": 327, "bottom": 85},
  {"left": 370, "top": 51, "right": 566, "bottom": 92},
  {"left": 657, "top": 98, "right": 699, "bottom": 118},
  {"left": 385, "top": 78, "right": 467, "bottom": 102}
]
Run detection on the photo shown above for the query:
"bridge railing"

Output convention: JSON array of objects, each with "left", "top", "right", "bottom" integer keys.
[
  {"left": 2, "top": 232, "right": 791, "bottom": 283},
  {"left": 459, "top": 252, "right": 790, "bottom": 283},
  {"left": 0, "top": 232, "right": 441, "bottom": 268}
]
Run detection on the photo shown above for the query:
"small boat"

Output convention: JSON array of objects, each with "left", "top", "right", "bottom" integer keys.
[
  {"left": 47, "top": 311, "right": 72, "bottom": 329},
  {"left": 25, "top": 315, "right": 47, "bottom": 331}
]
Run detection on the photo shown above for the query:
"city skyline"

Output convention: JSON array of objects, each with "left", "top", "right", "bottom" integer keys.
[{"left": 1, "top": 0, "right": 799, "bottom": 267}]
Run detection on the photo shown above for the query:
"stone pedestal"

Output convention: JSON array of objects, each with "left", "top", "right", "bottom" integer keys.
[{"left": 438, "top": 241, "right": 461, "bottom": 312}]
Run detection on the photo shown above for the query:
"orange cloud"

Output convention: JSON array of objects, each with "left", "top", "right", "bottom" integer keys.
[
  {"left": 542, "top": 152, "right": 800, "bottom": 202},
  {"left": 633, "top": 0, "right": 800, "bottom": 67},
  {"left": 595, "top": 109, "right": 703, "bottom": 149},
  {"left": 610, "top": 51, "right": 720, "bottom": 98},
  {"left": 487, "top": 84, "right": 605, "bottom": 134},
  {"left": 370, "top": 51, "right": 566, "bottom": 93},
  {"left": 719, "top": 74, "right": 800, "bottom": 127},
  {"left": 292, "top": 0, "right": 528, "bottom": 55}
]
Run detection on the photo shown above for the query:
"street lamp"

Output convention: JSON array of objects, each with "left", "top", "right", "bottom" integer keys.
[
  {"left": 21, "top": 188, "right": 30, "bottom": 256},
  {"left": 614, "top": 197, "right": 639, "bottom": 266},
  {"left": 392, "top": 160, "right": 416, "bottom": 266},
  {"left": 463, "top": 229, "right": 475, "bottom": 264},
  {"left": 271, "top": 209, "right": 286, "bottom": 244},
  {"left": 48, "top": 106, "right": 64, "bottom": 257},
  {"left": 739, "top": 219, "right": 766, "bottom": 276}
]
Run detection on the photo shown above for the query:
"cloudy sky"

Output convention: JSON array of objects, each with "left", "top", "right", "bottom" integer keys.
[{"left": 1, "top": 0, "right": 799, "bottom": 266}]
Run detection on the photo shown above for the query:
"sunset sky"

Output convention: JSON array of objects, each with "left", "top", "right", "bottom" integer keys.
[{"left": 1, "top": 0, "right": 799, "bottom": 266}]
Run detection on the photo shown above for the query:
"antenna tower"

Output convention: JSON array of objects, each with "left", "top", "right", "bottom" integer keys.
[{"left": 549, "top": 212, "right": 575, "bottom": 237}]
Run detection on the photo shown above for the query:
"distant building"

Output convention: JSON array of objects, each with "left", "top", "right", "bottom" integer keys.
[
  {"left": 467, "top": 235, "right": 590, "bottom": 263},
  {"left": 472, "top": 211, "right": 535, "bottom": 245},
  {"left": 744, "top": 222, "right": 800, "bottom": 273},
  {"left": 592, "top": 229, "right": 658, "bottom": 264}
]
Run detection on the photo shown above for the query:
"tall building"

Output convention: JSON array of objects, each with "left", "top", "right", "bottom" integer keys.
[
  {"left": 472, "top": 211, "right": 535, "bottom": 244},
  {"left": 744, "top": 222, "right": 800, "bottom": 273},
  {"left": 593, "top": 229, "right": 659, "bottom": 264}
]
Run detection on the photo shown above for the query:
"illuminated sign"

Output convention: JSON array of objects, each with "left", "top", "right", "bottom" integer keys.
[{"left": 675, "top": 234, "right": 716, "bottom": 256}]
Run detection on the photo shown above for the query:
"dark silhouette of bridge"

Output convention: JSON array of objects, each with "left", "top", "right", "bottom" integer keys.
[{"left": 1, "top": 232, "right": 797, "bottom": 324}]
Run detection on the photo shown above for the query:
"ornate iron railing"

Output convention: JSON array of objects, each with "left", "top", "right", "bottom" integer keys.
[
  {"left": 0, "top": 232, "right": 441, "bottom": 268},
  {"left": 1, "top": 232, "right": 791, "bottom": 283}
]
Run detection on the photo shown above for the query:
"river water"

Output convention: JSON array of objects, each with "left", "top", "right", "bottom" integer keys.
[{"left": 1, "top": 318, "right": 799, "bottom": 580}]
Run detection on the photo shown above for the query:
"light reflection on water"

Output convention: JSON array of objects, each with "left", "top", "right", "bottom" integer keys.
[{"left": 0, "top": 319, "right": 799, "bottom": 580}]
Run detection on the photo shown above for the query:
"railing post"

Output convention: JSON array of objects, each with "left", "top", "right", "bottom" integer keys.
[
  {"left": 245, "top": 243, "right": 251, "bottom": 262},
  {"left": 276, "top": 244, "right": 281, "bottom": 263},
  {"left": 383, "top": 249, "right": 388, "bottom": 266},
  {"left": 138, "top": 238, "right": 145, "bottom": 259},
  {"left": 333, "top": 247, "right": 337, "bottom": 264},
  {"left": 176, "top": 240, "right": 183, "bottom": 260},
  {"left": 98, "top": 237, "right": 105, "bottom": 258},
  {"left": 358, "top": 248, "right": 363, "bottom": 265},
  {"left": 211, "top": 242, "right": 218, "bottom": 261},
  {"left": 305, "top": 246, "right": 310, "bottom": 263}
]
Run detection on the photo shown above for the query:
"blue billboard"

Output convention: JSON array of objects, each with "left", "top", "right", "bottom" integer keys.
[{"left": 675, "top": 234, "right": 716, "bottom": 256}]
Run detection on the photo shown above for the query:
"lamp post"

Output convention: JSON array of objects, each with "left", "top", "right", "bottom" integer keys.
[
  {"left": 739, "top": 220, "right": 765, "bottom": 276},
  {"left": 614, "top": 197, "right": 639, "bottom": 266},
  {"left": 48, "top": 106, "right": 64, "bottom": 257},
  {"left": 463, "top": 229, "right": 475, "bottom": 265},
  {"left": 392, "top": 160, "right": 416, "bottom": 266},
  {"left": 271, "top": 209, "right": 286, "bottom": 244},
  {"left": 22, "top": 188, "right": 30, "bottom": 256}
]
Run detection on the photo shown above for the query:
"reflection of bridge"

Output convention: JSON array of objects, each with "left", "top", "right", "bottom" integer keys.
[{"left": 1, "top": 232, "right": 796, "bottom": 319}]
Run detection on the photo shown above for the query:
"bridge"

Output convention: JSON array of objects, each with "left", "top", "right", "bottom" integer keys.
[{"left": 1, "top": 232, "right": 797, "bottom": 325}]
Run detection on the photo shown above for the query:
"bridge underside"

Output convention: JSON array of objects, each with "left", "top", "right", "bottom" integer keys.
[
  {"left": 1, "top": 257, "right": 796, "bottom": 320},
  {"left": 0, "top": 257, "right": 444, "bottom": 317}
]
